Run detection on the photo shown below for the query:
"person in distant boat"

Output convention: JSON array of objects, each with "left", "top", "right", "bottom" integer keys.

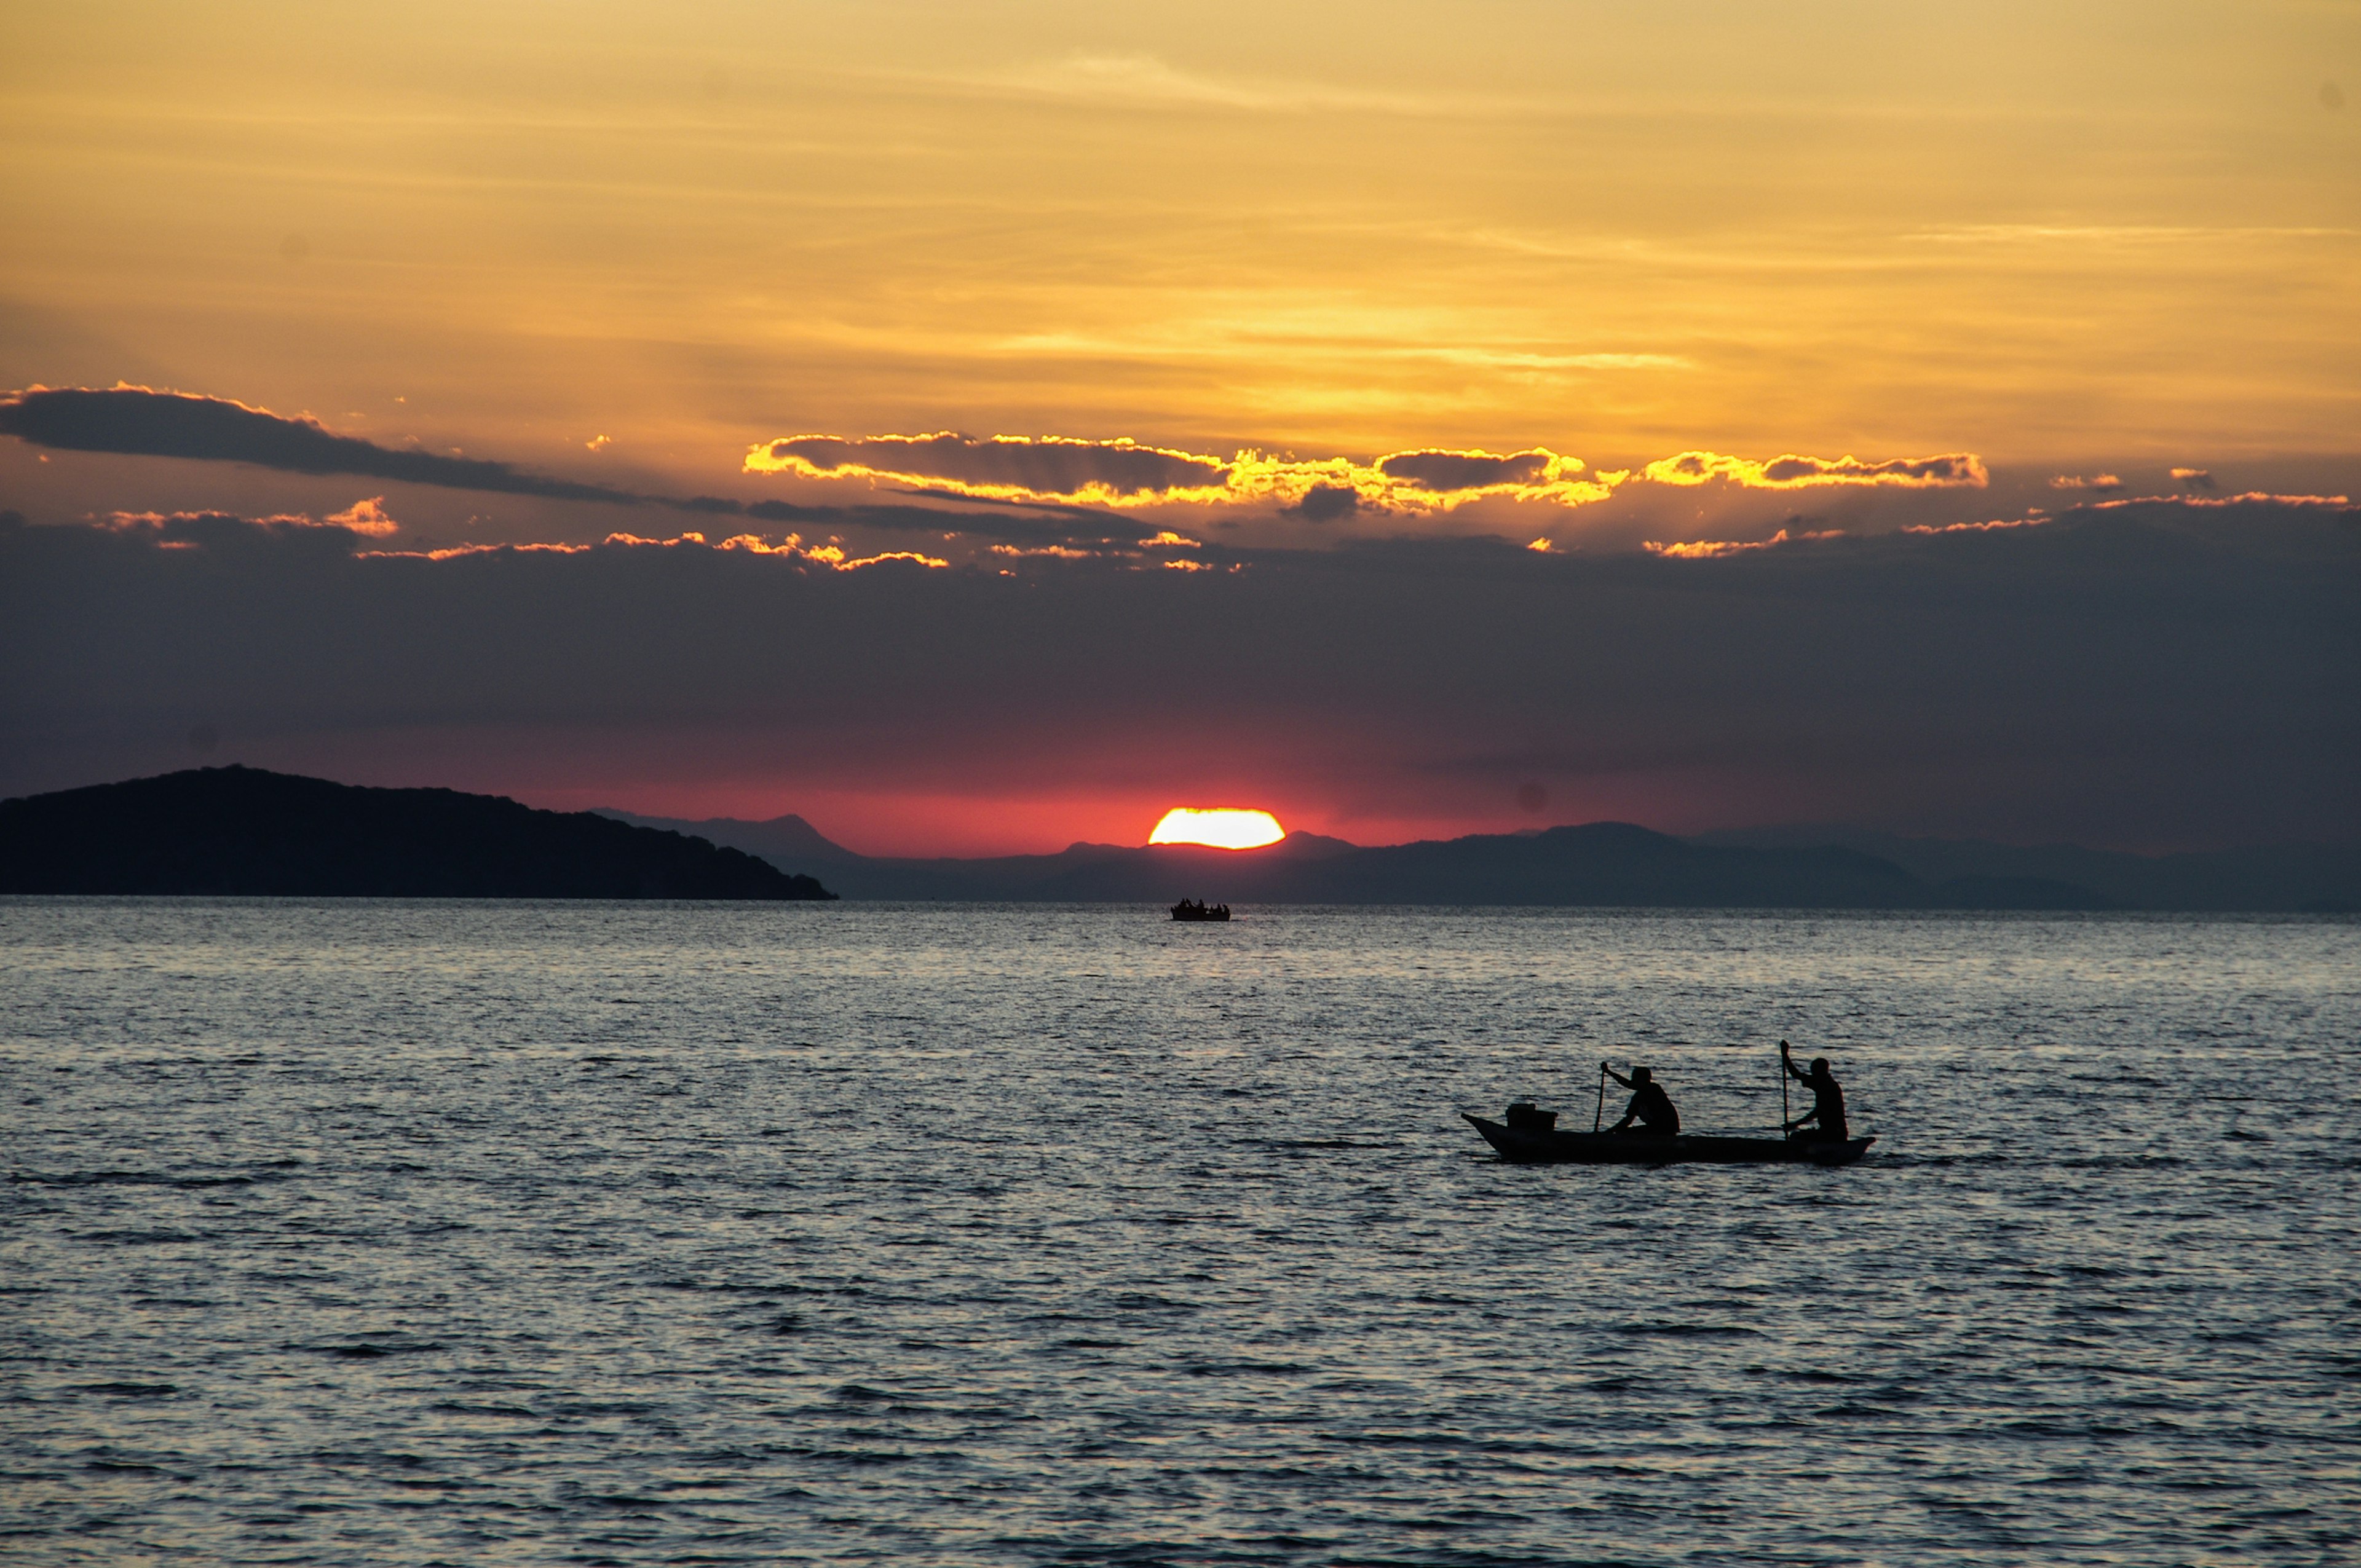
[
  {"left": 1602, "top": 1063, "right": 1680, "bottom": 1136},
  {"left": 1781, "top": 1041, "right": 1848, "bottom": 1143}
]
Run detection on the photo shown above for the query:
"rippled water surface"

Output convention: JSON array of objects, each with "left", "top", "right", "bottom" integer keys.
[{"left": 2, "top": 900, "right": 2356, "bottom": 1566}]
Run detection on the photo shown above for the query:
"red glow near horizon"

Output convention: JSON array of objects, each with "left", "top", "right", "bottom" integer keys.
[
  {"left": 219, "top": 738, "right": 1710, "bottom": 857},
  {"left": 508, "top": 782, "right": 1629, "bottom": 857}
]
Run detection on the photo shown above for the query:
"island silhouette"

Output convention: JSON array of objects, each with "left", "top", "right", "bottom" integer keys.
[{"left": 0, "top": 766, "right": 836, "bottom": 899}]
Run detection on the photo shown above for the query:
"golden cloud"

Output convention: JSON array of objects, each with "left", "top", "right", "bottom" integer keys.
[
  {"left": 588, "top": 529, "right": 948, "bottom": 570},
  {"left": 749, "top": 431, "right": 1999, "bottom": 518},
  {"left": 1640, "top": 451, "right": 1988, "bottom": 489},
  {"left": 324, "top": 497, "right": 401, "bottom": 537},
  {"left": 1902, "top": 516, "right": 2049, "bottom": 535},
  {"left": 2091, "top": 491, "right": 2351, "bottom": 510},
  {"left": 746, "top": 433, "right": 1614, "bottom": 513},
  {"left": 362, "top": 542, "right": 593, "bottom": 561},
  {"left": 1642, "top": 527, "right": 1843, "bottom": 559}
]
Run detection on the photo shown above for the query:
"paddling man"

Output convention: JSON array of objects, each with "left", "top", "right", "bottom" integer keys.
[
  {"left": 1602, "top": 1062, "right": 1680, "bottom": 1136},
  {"left": 1781, "top": 1041, "right": 1848, "bottom": 1143}
]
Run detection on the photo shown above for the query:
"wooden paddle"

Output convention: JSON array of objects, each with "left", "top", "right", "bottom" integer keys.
[{"left": 1779, "top": 1039, "right": 1790, "bottom": 1133}]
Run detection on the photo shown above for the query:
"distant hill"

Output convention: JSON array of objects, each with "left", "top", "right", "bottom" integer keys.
[
  {"left": 591, "top": 810, "right": 1377, "bottom": 899},
  {"left": 591, "top": 813, "right": 1997, "bottom": 908},
  {"left": 608, "top": 808, "right": 2359, "bottom": 910},
  {"left": 596, "top": 808, "right": 860, "bottom": 868},
  {"left": 2, "top": 768, "right": 837, "bottom": 899}
]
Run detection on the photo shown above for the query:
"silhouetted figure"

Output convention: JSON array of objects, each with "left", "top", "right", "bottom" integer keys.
[
  {"left": 1602, "top": 1063, "right": 1680, "bottom": 1135},
  {"left": 1782, "top": 1041, "right": 1848, "bottom": 1142}
]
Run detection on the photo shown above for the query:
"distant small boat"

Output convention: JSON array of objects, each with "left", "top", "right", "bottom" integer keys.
[
  {"left": 1463, "top": 1111, "right": 1874, "bottom": 1166},
  {"left": 1171, "top": 899, "right": 1231, "bottom": 921}
]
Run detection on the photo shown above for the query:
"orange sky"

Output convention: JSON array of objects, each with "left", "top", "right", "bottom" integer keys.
[
  {"left": 5, "top": 2, "right": 2355, "bottom": 487},
  {"left": 3, "top": 4, "right": 2357, "bottom": 852}
]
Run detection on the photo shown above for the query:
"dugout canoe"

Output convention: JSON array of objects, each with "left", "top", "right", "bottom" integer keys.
[{"left": 1462, "top": 1113, "right": 1875, "bottom": 1166}]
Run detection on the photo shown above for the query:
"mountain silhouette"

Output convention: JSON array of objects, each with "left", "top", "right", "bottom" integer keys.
[
  {"left": 595, "top": 814, "right": 1969, "bottom": 907},
  {"left": 611, "top": 810, "right": 2355, "bottom": 910},
  {"left": 2, "top": 768, "right": 837, "bottom": 899},
  {"left": 596, "top": 808, "right": 858, "bottom": 867}
]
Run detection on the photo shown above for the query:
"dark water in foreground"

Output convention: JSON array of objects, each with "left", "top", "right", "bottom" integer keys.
[{"left": 2, "top": 900, "right": 2355, "bottom": 1566}]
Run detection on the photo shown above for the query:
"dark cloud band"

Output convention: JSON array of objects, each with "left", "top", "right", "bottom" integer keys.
[
  {"left": 1377, "top": 449, "right": 1560, "bottom": 490},
  {"left": 751, "top": 432, "right": 1231, "bottom": 500},
  {"left": 6, "top": 494, "right": 2351, "bottom": 854},
  {"left": 0, "top": 386, "right": 655, "bottom": 506}
]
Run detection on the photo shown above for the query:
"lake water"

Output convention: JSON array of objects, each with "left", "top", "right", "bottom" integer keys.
[{"left": 2, "top": 900, "right": 2355, "bottom": 1566}]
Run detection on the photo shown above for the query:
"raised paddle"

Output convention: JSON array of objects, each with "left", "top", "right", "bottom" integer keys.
[
  {"left": 1593, "top": 1060, "right": 1608, "bottom": 1133},
  {"left": 1779, "top": 1039, "right": 1790, "bottom": 1133}
]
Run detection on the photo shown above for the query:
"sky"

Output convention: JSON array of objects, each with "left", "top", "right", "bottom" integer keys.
[{"left": 3, "top": 2, "right": 2356, "bottom": 854}]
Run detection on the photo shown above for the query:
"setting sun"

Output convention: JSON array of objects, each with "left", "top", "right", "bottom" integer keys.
[{"left": 1149, "top": 808, "right": 1286, "bottom": 850}]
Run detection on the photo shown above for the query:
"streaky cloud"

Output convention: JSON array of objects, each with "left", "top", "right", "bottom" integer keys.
[
  {"left": 0, "top": 385, "right": 660, "bottom": 507},
  {"left": 996, "top": 52, "right": 1471, "bottom": 119},
  {"left": 0, "top": 388, "right": 1103, "bottom": 535}
]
